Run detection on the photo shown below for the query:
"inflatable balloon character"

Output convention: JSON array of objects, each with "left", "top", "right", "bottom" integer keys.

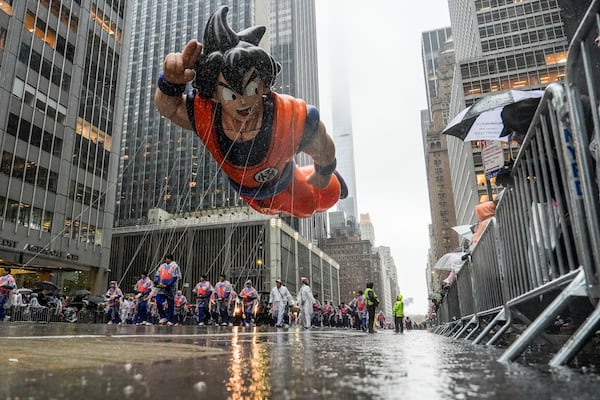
[{"left": 154, "top": 6, "right": 347, "bottom": 218}]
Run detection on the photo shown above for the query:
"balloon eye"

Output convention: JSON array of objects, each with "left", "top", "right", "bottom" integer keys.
[
  {"left": 244, "top": 81, "right": 260, "bottom": 97},
  {"left": 221, "top": 87, "right": 236, "bottom": 102}
]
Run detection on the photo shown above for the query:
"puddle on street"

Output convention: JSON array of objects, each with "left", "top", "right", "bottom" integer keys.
[{"left": 1, "top": 325, "right": 600, "bottom": 399}]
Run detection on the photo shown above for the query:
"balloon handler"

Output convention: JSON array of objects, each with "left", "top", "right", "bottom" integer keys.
[{"left": 154, "top": 6, "right": 347, "bottom": 218}]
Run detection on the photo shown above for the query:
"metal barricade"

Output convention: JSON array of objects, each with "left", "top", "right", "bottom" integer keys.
[
  {"left": 469, "top": 219, "right": 504, "bottom": 313},
  {"left": 455, "top": 259, "right": 475, "bottom": 318},
  {"left": 6, "top": 305, "right": 51, "bottom": 323}
]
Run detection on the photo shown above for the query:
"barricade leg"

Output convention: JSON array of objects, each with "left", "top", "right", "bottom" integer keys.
[
  {"left": 498, "top": 271, "right": 586, "bottom": 363},
  {"left": 454, "top": 315, "right": 477, "bottom": 339},
  {"left": 549, "top": 300, "right": 600, "bottom": 367},
  {"left": 474, "top": 308, "right": 505, "bottom": 345}
]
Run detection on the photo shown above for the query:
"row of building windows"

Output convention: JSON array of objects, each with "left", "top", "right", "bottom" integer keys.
[
  {"left": 1, "top": 151, "right": 59, "bottom": 193},
  {"left": 0, "top": 195, "right": 53, "bottom": 232},
  {"left": 463, "top": 68, "right": 563, "bottom": 97},
  {"left": 90, "top": 3, "right": 122, "bottom": 44},
  {"left": 72, "top": 134, "right": 110, "bottom": 178},
  {"left": 25, "top": 10, "right": 76, "bottom": 62},
  {"left": 63, "top": 217, "right": 102, "bottom": 246},
  {"left": 479, "top": 11, "right": 562, "bottom": 38},
  {"left": 481, "top": 25, "right": 565, "bottom": 53},
  {"left": 476, "top": 0, "right": 558, "bottom": 25},
  {"left": 6, "top": 113, "right": 63, "bottom": 157},
  {"left": 19, "top": 43, "right": 71, "bottom": 91},
  {"left": 461, "top": 48, "right": 567, "bottom": 80},
  {"left": 40, "top": 0, "right": 79, "bottom": 33},
  {"left": 0, "top": 26, "right": 6, "bottom": 48},
  {"left": 70, "top": 180, "right": 105, "bottom": 211},
  {"left": 12, "top": 78, "right": 68, "bottom": 125}
]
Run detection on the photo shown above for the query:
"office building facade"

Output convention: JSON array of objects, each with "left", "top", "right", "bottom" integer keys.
[
  {"left": 0, "top": 0, "right": 130, "bottom": 293},
  {"left": 446, "top": 0, "right": 571, "bottom": 224}
]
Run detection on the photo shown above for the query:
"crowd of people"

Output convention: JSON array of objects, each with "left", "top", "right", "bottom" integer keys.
[{"left": 1, "top": 256, "right": 421, "bottom": 331}]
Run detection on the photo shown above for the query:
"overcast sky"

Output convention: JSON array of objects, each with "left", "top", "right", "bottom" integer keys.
[{"left": 315, "top": 1, "right": 451, "bottom": 314}]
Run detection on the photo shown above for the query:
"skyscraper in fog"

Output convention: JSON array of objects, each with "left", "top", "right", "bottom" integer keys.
[
  {"left": 0, "top": 1, "right": 130, "bottom": 292},
  {"left": 269, "top": 0, "right": 327, "bottom": 243},
  {"left": 323, "top": 2, "right": 358, "bottom": 230}
]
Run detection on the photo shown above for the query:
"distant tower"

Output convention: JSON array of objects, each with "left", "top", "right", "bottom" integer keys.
[
  {"left": 324, "top": 2, "right": 358, "bottom": 231},
  {"left": 359, "top": 213, "right": 375, "bottom": 246}
]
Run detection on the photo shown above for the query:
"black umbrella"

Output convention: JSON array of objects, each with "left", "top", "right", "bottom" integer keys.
[
  {"left": 443, "top": 90, "right": 544, "bottom": 142},
  {"left": 87, "top": 296, "right": 105, "bottom": 304},
  {"left": 74, "top": 289, "right": 91, "bottom": 297},
  {"left": 33, "top": 281, "right": 59, "bottom": 293}
]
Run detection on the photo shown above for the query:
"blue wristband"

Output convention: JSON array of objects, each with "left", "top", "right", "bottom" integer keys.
[{"left": 157, "top": 71, "right": 186, "bottom": 97}]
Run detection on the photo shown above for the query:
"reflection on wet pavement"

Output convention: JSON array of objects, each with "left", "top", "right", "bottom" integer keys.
[{"left": 1, "top": 324, "right": 600, "bottom": 399}]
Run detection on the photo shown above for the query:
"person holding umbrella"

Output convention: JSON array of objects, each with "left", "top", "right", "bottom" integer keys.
[{"left": 0, "top": 267, "right": 16, "bottom": 321}]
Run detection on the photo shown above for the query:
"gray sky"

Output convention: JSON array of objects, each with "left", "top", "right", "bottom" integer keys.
[{"left": 315, "top": 1, "right": 451, "bottom": 314}]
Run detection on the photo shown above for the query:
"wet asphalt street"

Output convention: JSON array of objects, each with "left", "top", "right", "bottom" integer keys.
[{"left": 1, "top": 323, "right": 600, "bottom": 400}]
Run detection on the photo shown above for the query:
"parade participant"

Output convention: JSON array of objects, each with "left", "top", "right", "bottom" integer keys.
[
  {"left": 193, "top": 274, "right": 213, "bottom": 326},
  {"left": 321, "top": 300, "right": 332, "bottom": 327},
  {"left": 154, "top": 6, "right": 347, "bottom": 219},
  {"left": 297, "top": 277, "right": 315, "bottom": 329},
  {"left": 393, "top": 294, "right": 405, "bottom": 334},
  {"left": 104, "top": 281, "right": 123, "bottom": 324},
  {"left": 134, "top": 272, "right": 153, "bottom": 325},
  {"left": 154, "top": 254, "right": 181, "bottom": 326},
  {"left": 269, "top": 278, "right": 293, "bottom": 328},
  {"left": 340, "top": 303, "right": 350, "bottom": 329},
  {"left": 215, "top": 273, "right": 232, "bottom": 326},
  {"left": 356, "top": 290, "right": 368, "bottom": 332},
  {"left": 364, "top": 282, "right": 379, "bottom": 334},
  {"left": 209, "top": 290, "right": 219, "bottom": 325},
  {"left": 240, "top": 280, "right": 258, "bottom": 327},
  {"left": 312, "top": 294, "right": 322, "bottom": 327},
  {"left": 377, "top": 311, "right": 386, "bottom": 330},
  {"left": 0, "top": 267, "right": 16, "bottom": 321},
  {"left": 174, "top": 290, "right": 188, "bottom": 325}
]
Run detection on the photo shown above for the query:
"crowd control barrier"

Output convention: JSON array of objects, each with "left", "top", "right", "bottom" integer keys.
[{"left": 432, "top": 0, "right": 600, "bottom": 368}]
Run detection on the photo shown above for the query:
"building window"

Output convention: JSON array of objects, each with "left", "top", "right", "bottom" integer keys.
[
  {"left": 1, "top": 151, "right": 59, "bottom": 193},
  {"left": 0, "top": 196, "right": 53, "bottom": 232},
  {"left": 0, "top": 27, "right": 6, "bottom": 48},
  {"left": 0, "top": 0, "right": 12, "bottom": 15}
]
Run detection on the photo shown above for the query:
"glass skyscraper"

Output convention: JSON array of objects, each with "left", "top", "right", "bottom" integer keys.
[{"left": 0, "top": 0, "right": 130, "bottom": 293}]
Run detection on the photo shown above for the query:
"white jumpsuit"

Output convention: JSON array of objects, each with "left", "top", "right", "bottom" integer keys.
[{"left": 297, "top": 284, "right": 315, "bottom": 328}]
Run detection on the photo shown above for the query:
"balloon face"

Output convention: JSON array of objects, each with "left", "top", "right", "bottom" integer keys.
[{"left": 215, "top": 68, "right": 267, "bottom": 125}]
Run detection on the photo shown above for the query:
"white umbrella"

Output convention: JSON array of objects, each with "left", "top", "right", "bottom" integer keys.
[
  {"left": 451, "top": 225, "right": 474, "bottom": 240},
  {"left": 433, "top": 251, "right": 469, "bottom": 272},
  {"left": 443, "top": 90, "right": 544, "bottom": 142}
]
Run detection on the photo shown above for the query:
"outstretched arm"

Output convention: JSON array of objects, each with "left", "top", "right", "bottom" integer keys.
[
  {"left": 154, "top": 39, "right": 203, "bottom": 130},
  {"left": 302, "top": 121, "right": 337, "bottom": 189}
]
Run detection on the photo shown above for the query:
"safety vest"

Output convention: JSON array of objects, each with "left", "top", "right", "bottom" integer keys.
[
  {"left": 136, "top": 277, "right": 151, "bottom": 294},
  {"left": 356, "top": 295, "right": 366, "bottom": 312},
  {"left": 341, "top": 306, "right": 349, "bottom": 315},
  {"left": 195, "top": 281, "right": 211, "bottom": 298},
  {"left": 106, "top": 288, "right": 122, "bottom": 306},
  {"left": 241, "top": 287, "right": 257, "bottom": 304},
  {"left": 321, "top": 304, "right": 331, "bottom": 314},
  {"left": 174, "top": 295, "right": 186, "bottom": 307},
  {"left": 215, "top": 281, "right": 231, "bottom": 299},
  {"left": 193, "top": 93, "right": 306, "bottom": 192},
  {"left": 364, "top": 288, "right": 378, "bottom": 307},
  {"left": 159, "top": 262, "right": 178, "bottom": 282}
]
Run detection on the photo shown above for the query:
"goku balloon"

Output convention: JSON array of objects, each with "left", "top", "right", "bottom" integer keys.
[{"left": 154, "top": 6, "right": 347, "bottom": 218}]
